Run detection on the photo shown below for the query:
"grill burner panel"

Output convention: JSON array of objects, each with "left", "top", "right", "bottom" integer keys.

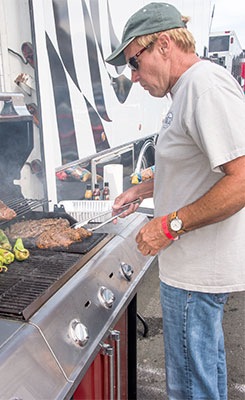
[{"left": 0, "top": 234, "right": 111, "bottom": 320}]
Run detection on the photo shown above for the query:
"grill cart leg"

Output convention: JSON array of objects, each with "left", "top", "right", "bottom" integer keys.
[
  {"left": 128, "top": 295, "right": 137, "bottom": 400},
  {"left": 137, "top": 312, "right": 149, "bottom": 338}
]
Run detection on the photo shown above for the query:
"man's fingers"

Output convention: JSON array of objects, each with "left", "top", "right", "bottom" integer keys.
[
  {"left": 136, "top": 231, "right": 142, "bottom": 243},
  {"left": 137, "top": 243, "right": 150, "bottom": 256}
]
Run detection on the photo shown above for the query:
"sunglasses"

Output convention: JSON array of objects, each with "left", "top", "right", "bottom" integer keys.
[{"left": 127, "top": 43, "right": 153, "bottom": 71}]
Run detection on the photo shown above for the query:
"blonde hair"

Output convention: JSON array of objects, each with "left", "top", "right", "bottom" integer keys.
[{"left": 136, "top": 16, "right": 196, "bottom": 54}]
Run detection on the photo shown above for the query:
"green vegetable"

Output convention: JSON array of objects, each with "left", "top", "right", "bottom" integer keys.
[
  {"left": 0, "top": 248, "right": 15, "bottom": 264},
  {"left": 13, "top": 238, "right": 30, "bottom": 261},
  {"left": 0, "top": 255, "right": 8, "bottom": 272},
  {"left": 0, "top": 229, "right": 12, "bottom": 250}
]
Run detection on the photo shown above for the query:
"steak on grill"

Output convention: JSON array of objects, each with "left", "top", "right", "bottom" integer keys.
[
  {"left": 0, "top": 200, "right": 17, "bottom": 220},
  {"left": 5, "top": 218, "right": 70, "bottom": 239},
  {"left": 4, "top": 218, "right": 92, "bottom": 249},
  {"left": 36, "top": 226, "right": 92, "bottom": 248}
]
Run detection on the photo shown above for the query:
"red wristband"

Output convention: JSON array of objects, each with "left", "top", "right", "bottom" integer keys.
[{"left": 161, "top": 215, "right": 179, "bottom": 241}]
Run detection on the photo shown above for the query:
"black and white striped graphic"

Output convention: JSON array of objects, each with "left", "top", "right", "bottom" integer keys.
[{"left": 32, "top": 0, "right": 133, "bottom": 164}]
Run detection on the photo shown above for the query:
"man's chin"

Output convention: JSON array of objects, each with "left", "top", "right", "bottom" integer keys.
[{"left": 147, "top": 88, "right": 164, "bottom": 98}]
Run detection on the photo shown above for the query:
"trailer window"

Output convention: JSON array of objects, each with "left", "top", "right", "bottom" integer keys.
[{"left": 209, "top": 36, "right": 230, "bottom": 52}]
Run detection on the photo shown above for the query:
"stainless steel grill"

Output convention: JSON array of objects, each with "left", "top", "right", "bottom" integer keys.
[
  {"left": 0, "top": 92, "right": 154, "bottom": 399},
  {"left": 0, "top": 212, "right": 154, "bottom": 399}
]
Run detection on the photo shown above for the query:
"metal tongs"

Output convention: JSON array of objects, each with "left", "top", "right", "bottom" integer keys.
[{"left": 74, "top": 199, "right": 140, "bottom": 232}]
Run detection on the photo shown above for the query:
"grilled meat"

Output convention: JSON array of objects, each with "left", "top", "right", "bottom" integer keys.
[
  {"left": 5, "top": 218, "right": 70, "bottom": 239},
  {"left": 36, "top": 226, "right": 92, "bottom": 248},
  {"left": 0, "top": 200, "right": 16, "bottom": 221},
  {"left": 4, "top": 217, "right": 92, "bottom": 249}
]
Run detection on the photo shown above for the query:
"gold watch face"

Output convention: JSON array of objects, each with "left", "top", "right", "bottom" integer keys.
[{"left": 170, "top": 218, "right": 182, "bottom": 232}]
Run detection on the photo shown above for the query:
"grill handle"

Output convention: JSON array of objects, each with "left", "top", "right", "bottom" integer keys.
[
  {"left": 102, "top": 343, "right": 114, "bottom": 399},
  {"left": 110, "top": 330, "right": 121, "bottom": 400}
]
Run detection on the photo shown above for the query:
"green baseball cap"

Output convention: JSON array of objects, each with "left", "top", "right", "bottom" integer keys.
[{"left": 106, "top": 2, "right": 185, "bottom": 66}]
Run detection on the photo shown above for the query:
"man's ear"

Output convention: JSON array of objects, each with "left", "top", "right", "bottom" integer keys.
[{"left": 158, "top": 33, "right": 171, "bottom": 56}]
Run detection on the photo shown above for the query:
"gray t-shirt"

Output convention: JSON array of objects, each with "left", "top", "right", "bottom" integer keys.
[{"left": 154, "top": 60, "right": 245, "bottom": 293}]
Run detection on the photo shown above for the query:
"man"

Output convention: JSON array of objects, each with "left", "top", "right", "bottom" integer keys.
[{"left": 106, "top": 2, "right": 245, "bottom": 400}]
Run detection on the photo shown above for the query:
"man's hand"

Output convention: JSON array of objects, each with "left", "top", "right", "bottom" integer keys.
[
  {"left": 112, "top": 192, "right": 142, "bottom": 222},
  {"left": 136, "top": 217, "right": 173, "bottom": 256},
  {"left": 112, "top": 180, "right": 154, "bottom": 223}
]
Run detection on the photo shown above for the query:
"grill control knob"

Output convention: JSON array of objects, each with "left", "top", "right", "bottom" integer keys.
[
  {"left": 98, "top": 286, "right": 115, "bottom": 309},
  {"left": 69, "top": 319, "right": 89, "bottom": 347},
  {"left": 120, "top": 262, "right": 134, "bottom": 281}
]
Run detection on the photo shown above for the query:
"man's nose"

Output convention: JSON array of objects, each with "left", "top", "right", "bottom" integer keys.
[{"left": 131, "top": 70, "right": 139, "bottom": 83}]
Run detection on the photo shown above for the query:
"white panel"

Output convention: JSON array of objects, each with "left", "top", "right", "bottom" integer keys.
[
  {"left": 32, "top": 0, "right": 61, "bottom": 206},
  {"left": 68, "top": 0, "right": 94, "bottom": 107},
  {"left": 67, "top": 74, "right": 96, "bottom": 158}
]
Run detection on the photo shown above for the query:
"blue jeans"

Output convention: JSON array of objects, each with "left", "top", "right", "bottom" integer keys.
[{"left": 160, "top": 281, "right": 229, "bottom": 400}]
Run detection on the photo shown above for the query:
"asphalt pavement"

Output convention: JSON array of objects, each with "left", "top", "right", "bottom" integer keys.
[{"left": 136, "top": 258, "right": 245, "bottom": 400}]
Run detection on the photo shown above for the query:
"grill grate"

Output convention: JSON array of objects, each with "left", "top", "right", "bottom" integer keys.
[
  {"left": 0, "top": 197, "right": 50, "bottom": 227},
  {"left": 0, "top": 234, "right": 112, "bottom": 320},
  {"left": 0, "top": 277, "right": 54, "bottom": 316},
  {"left": 0, "top": 250, "right": 81, "bottom": 319}
]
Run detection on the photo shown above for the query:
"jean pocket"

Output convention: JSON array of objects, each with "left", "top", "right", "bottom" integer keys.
[{"left": 213, "top": 293, "right": 229, "bottom": 304}]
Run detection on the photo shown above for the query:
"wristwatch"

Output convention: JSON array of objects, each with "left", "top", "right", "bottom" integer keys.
[{"left": 169, "top": 211, "right": 185, "bottom": 234}]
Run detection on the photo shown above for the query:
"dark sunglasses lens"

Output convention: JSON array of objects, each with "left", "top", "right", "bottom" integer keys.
[{"left": 128, "top": 57, "right": 138, "bottom": 71}]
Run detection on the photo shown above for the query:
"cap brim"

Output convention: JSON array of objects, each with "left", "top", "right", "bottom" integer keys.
[{"left": 105, "top": 37, "right": 135, "bottom": 66}]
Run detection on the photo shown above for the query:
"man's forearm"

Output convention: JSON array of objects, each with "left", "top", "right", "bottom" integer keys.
[
  {"left": 136, "top": 179, "right": 154, "bottom": 200},
  {"left": 136, "top": 167, "right": 245, "bottom": 256},
  {"left": 112, "top": 179, "right": 154, "bottom": 217}
]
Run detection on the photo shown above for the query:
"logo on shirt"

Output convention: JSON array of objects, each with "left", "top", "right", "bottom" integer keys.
[{"left": 163, "top": 111, "right": 173, "bottom": 128}]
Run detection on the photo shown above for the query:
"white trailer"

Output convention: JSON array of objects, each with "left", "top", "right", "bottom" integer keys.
[
  {"left": 208, "top": 30, "right": 244, "bottom": 85},
  {"left": 0, "top": 0, "right": 212, "bottom": 207}
]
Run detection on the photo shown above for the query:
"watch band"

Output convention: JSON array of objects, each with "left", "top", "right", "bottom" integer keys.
[
  {"left": 161, "top": 215, "right": 179, "bottom": 241},
  {"left": 170, "top": 211, "right": 185, "bottom": 234}
]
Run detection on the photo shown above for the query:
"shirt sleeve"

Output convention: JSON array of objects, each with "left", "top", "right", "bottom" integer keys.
[{"left": 191, "top": 84, "right": 245, "bottom": 172}]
